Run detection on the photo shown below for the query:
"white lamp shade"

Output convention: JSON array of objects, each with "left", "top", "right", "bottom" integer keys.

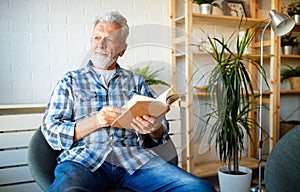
[{"left": 269, "top": 10, "right": 295, "bottom": 36}]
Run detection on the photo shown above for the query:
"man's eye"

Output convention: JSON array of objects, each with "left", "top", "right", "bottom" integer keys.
[{"left": 107, "top": 38, "right": 114, "bottom": 43}]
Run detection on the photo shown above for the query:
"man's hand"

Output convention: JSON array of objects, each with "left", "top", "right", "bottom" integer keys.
[
  {"left": 130, "top": 110, "right": 168, "bottom": 139},
  {"left": 74, "top": 106, "right": 124, "bottom": 141},
  {"left": 95, "top": 106, "right": 125, "bottom": 128}
]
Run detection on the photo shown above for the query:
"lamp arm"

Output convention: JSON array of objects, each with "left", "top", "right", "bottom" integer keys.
[{"left": 259, "top": 20, "right": 271, "bottom": 127}]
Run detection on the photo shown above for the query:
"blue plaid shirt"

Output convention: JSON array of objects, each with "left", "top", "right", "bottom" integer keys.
[{"left": 41, "top": 62, "right": 169, "bottom": 174}]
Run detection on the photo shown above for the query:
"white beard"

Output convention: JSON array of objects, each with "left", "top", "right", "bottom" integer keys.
[{"left": 90, "top": 49, "right": 117, "bottom": 69}]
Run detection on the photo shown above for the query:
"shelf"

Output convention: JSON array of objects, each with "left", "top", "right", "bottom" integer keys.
[
  {"left": 281, "top": 54, "right": 300, "bottom": 59},
  {"left": 182, "top": 157, "right": 264, "bottom": 178},
  {"left": 175, "top": 13, "right": 265, "bottom": 28},
  {"left": 193, "top": 86, "right": 272, "bottom": 96},
  {"left": 194, "top": 90, "right": 300, "bottom": 96},
  {"left": 280, "top": 89, "right": 300, "bottom": 94},
  {"left": 191, "top": 51, "right": 274, "bottom": 58}
]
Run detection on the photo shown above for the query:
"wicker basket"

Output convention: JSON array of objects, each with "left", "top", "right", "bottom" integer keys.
[
  {"left": 290, "top": 77, "right": 300, "bottom": 90},
  {"left": 280, "top": 121, "right": 300, "bottom": 138}
]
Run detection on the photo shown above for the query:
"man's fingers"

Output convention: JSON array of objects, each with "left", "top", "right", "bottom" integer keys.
[{"left": 103, "top": 106, "right": 125, "bottom": 114}]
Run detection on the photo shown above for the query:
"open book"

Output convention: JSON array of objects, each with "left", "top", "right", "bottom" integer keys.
[{"left": 111, "top": 87, "right": 184, "bottom": 129}]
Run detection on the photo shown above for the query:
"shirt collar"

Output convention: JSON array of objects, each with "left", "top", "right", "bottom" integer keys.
[{"left": 82, "top": 61, "right": 124, "bottom": 77}]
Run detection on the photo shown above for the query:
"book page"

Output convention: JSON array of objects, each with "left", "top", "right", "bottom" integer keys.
[
  {"left": 122, "top": 94, "right": 156, "bottom": 109},
  {"left": 156, "top": 86, "right": 172, "bottom": 104},
  {"left": 157, "top": 86, "right": 185, "bottom": 106}
]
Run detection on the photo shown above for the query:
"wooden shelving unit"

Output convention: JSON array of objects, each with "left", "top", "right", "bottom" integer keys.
[{"left": 169, "top": 0, "right": 299, "bottom": 177}]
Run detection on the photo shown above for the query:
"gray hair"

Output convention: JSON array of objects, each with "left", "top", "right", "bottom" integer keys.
[{"left": 94, "top": 11, "right": 129, "bottom": 44}]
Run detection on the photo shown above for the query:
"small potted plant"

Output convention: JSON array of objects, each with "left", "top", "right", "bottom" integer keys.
[
  {"left": 193, "top": 0, "right": 215, "bottom": 14},
  {"left": 129, "top": 64, "right": 170, "bottom": 94},
  {"left": 281, "top": 32, "right": 300, "bottom": 55},
  {"left": 287, "top": 2, "right": 300, "bottom": 23},
  {"left": 281, "top": 65, "right": 300, "bottom": 90}
]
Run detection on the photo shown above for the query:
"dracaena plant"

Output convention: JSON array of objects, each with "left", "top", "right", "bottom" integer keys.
[{"left": 198, "top": 20, "right": 268, "bottom": 174}]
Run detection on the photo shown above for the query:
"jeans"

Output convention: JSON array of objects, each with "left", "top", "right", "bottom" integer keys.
[{"left": 48, "top": 157, "right": 216, "bottom": 192}]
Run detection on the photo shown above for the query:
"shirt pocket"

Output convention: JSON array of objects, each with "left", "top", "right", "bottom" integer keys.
[
  {"left": 74, "top": 90, "right": 97, "bottom": 102},
  {"left": 73, "top": 89, "right": 98, "bottom": 117}
]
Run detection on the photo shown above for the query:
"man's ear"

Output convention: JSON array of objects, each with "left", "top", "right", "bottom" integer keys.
[{"left": 118, "top": 44, "right": 127, "bottom": 57}]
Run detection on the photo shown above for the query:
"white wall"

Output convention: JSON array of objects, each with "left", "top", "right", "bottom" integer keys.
[{"left": 0, "top": 0, "right": 170, "bottom": 104}]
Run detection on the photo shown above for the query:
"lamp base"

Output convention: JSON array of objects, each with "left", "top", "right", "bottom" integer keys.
[{"left": 250, "top": 186, "right": 265, "bottom": 192}]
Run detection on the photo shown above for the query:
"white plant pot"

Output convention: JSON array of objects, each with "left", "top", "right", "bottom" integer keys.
[
  {"left": 200, "top": 4, "right": 212, "bottom": 14},
  {"left": 282, "top": 46, "right": 293, "bottom": 55},
  {"left": 293, "top": 14, "right": 300, "bottom": 23},
  {"left": 218, "top": 166, "right": 252, "bottom": 192}
]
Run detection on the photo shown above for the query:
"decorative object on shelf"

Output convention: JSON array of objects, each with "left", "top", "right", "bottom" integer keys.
[
  {"left": 279, "top": 120, "right": 300, "bottom": 138},
  {"left": 192, "top": 0, "right": 219, "bottom": 14},
  {"left": 222, "top": 0, "right": 249, "bottom": 17},
  {"left": 197, "top": 21, "right": 267, "bottom": 192},
  {"left": 129, "top": 64, "right": 170, "bottom": 87},
  {"left": 280, "top": 65, "right": 300, "bottom": 90},
  {"left": 253, "top": 9, "right": 295, "bottom": 192},
  {"left": 281, "top": 32, "right": 300, "bottom": 55},
  {"left": 287, "top": 2, "right": 300, "bottom": 23},
  {"left": 194, "top": 85, "right": 208, "bottom": 92}
]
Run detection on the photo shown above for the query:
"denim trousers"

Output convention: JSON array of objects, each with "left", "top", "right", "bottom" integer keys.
[{"left": 48, "top": 157, "right": 216, "bottom": 192}]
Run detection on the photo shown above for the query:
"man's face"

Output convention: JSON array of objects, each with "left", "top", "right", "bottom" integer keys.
[{"left": 90, "top": 22, "right": 127, "bottom": 69}]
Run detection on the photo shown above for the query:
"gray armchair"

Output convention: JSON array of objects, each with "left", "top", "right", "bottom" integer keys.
[
  {"left": 28, "top": 127, "right": 178, "bottom": 192},
  {"left": 264, "top": 124, "right": 300, "bottom": 192}
]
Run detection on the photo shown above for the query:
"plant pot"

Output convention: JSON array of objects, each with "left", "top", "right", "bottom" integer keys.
[
  {"left": 282, "top": 46, "right": 293, "bottom": 55},
  {"left": 289, "top": 77, "right": 300, "bottom": 90},
  {"left": 199, "top": 3, "right": 212, "bottom": 14},
  {"left": 218, "top": 166, "right": 252, "bottom": 192},
  {"left": 293, "top": 14, "right": 300, "bottom": 23}
]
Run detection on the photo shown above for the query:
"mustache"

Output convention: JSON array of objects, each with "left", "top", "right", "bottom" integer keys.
[{"left": 94, "top": 48, "right": 110, "bottom": 56}]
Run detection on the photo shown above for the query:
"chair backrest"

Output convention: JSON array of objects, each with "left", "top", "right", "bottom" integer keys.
[
  {"left": 28, "top": 127, "right": 178, "bottom": 191},
  {"left": 264, "top": 124, "right": 300, "bottom": 192},
  {"left": 27, "top": 127, "right": 61, "bottom": 191}
]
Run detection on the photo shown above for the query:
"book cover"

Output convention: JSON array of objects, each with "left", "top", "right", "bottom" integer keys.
[{"left": 111, "top": 87, "right": 184, "bottom": 129}]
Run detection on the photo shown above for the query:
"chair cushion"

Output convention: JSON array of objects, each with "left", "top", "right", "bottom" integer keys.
[{"left": 264, "top": 124, "right": 300, "bottom": 192}]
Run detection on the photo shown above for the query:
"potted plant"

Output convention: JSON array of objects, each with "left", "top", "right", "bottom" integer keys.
[
  {"left": 193, "top": 0, "right": 215, "bottom": 14},
  {"left": 129, "top": 64, "right": 170, "bottom": 94},
  {"left": 281, "top": 32, "right": 300, "bottom": 55},
  {"left": 281, "top": 64, "right": 300, "bottom": 90},
  {"left": 197, "top": 21, "right": 267, "bottom": 192},
  {"left": 287, "top": 2, "right": 300, "bottom": 23}
]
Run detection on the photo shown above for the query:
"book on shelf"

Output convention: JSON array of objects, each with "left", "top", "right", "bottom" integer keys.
[{"left": 111, "top": 87, "right": 184, "bottom": 128}]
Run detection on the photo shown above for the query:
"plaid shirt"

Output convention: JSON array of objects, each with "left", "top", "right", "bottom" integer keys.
[{"left": 41, "top": 62, "right": 169, "bottom": 174}]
